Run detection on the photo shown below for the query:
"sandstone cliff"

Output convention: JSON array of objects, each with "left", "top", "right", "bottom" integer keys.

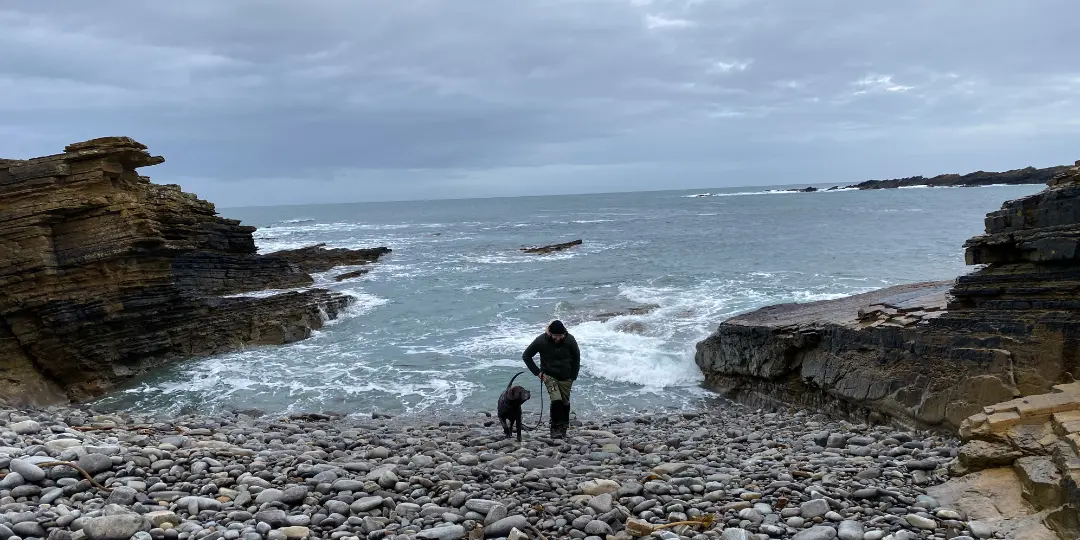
[
  {"left": 0, "top": 137, "right": 390, "bottom": 405},
  {"left": 696, "top": 160, "right": 1080, "bottom": 431}
]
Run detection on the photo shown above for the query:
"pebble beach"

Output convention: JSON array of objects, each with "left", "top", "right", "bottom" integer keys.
[{"left": 0, "top": 400, "right": 1001, "bottom": 540}]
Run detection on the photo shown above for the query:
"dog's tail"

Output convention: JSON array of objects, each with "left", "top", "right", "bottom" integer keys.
[{"left": 506, "top": 370, "right": 527, "bottom": 390}]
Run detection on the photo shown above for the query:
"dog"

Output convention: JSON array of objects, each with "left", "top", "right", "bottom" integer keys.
[{"left": 498, "top": 371, "right": 532, "bottom": 441}]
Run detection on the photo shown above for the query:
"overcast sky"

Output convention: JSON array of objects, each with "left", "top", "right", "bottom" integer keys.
[{"left": 2, "top": 1, "right": 1078, "bottom": 207}]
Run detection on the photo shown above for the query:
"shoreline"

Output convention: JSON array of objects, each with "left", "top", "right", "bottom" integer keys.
[{"left": 0, "top": 395, "right": 1016, "bottom": 540}]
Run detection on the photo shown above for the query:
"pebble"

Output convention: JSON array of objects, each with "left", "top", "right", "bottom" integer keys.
[
  {"left": 10, "top": 420, "right": 41, "bottom": 435},
  {"left": 903, "top": 514, "right": 937, "bottom": 530},
  {"left": 9, "top": 459, "right": 45, "bottom": 483},
  {"left": 800, "top": 499, "right": 830, "bottom": 519},
  {"left": 415, "top": 525, "right": 466, "bottom": 540},
  {"left": 837, "top": 520, "right": 863, "bottom": 540},
  {"left": 0, "top": 401, "right": 958, "bottom": 540},
  {"left": 793, "top": 526, "right": 838, "bottom": 540}
]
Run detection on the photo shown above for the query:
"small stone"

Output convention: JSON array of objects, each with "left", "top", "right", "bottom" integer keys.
[
  {"left": 13, "top": 522, "right": 47, "bottom": 538},
  {"left": 862, "top": 531, "right": 885, "bottom": 540},
  {"left": 826, "top": 434, "right": 846, "bottom": 448},
  {"left": 800, "top": 499, "right": 830, "bottom": 519},
  {"left": 935, "top": 509, "right": 962, "bottom": 520},
  {"left": 465, "top": 499, "right": 499, "bottom": 514},
  {"left": 787, "top": 517, "right": 805, "bottom": 528},
  {"left": 837, "top": 521, "right": 863, "bottom": 540},
  {"left": 11, "top": 421, "right": 41, "bottom": 435},
  {"left": 255, "top": 488, "right": 284, "bottom": 504},
  {"left": 760, "top": 524, "right": 785, "bottom": 537},
  {"left": 107, "top": 486, "right": 139, "bottom": 506},
  {"left": 485, "top": 516, "right": 528, "bottom": 537},
  {"left": 912, "top": 495, "right": 937, "bottom": 510},
  {"left": 793, "top": 526, "right": 837, "bottom": 540},
  {"left": 0, "top": 472, "right": 24, "bottom": 489},
  {"left": 280, "top": 486, "right": 308, "bottom": 505},
  {"left": 588, "top": 493, "right": 613, "bottom": 513},
  {"left": 584, "top": 520, "right": 612, "bottom": 536},
  {"left": 144, "top": 512, "right": 180, "bottom": 528},
  {"left": 255, "top": 509, "right": 288, "bottom": 528},
  {"left": 579, "top": 479, "right": 620, "bottom": 496},
  {"left": 351, "top": 496, "right": 383, "bottom": 512},
  {"left": 720, "top": 529, "right": 752, "bottom": 540},
  {"left": 331, "top": 479, "right": 364, "bottom": 492},
  {"left": 455, "top": 454, "right": 479, "bottom": 466},
  {"left": 483, "top": 505, "right": 507, "bottom": 526},
  {"left": 968, "top": 522, "right": 994, "bottom": 539},
  {"left": 9, "top": 459, "right": 46, "bottom": 483},
  {"left": 41, "top": 486, "right": 64, "bottom": 504},
  {"left": 280, "top": 527, "right": 309, "bottom": 539},
  {"left": 83, "top": 515, "right": 150, "bottom": 540},
  {"left": 506, "top": 528, "right": 528, "bottom": 540},
  {"left": 77, "top": 454, "right": 114, "bottom": 475},
  {"left": 415, "top": 525, "right": 466, "bottom": 540},
  {"left": 856, "top": 469, "right": 882, "bottom": 480},
  {"left": 903, "top": 514, "right": 937, "bottom": 530},
  {"left": 905, "top": 460, "right": 937, "bottom": 471}
]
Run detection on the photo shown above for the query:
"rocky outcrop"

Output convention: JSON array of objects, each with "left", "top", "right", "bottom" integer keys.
[
  {"left": 943, "top": 382, "right": 1080, "bottom": 539},
  {"left": 0, "top": 137, "right": 390, "bottom": 405},
  {"left": 267, "top": 243, "right": 391, "bottom": 275},
  {"left": 696, "top": 161, "right": 1080, "bottom": 431},
  {"left": 850, "top": 163, "right": 1068, "bottom": 190},
  {"left": 520, "top": 239, "right": 582, "bottom": 254}
]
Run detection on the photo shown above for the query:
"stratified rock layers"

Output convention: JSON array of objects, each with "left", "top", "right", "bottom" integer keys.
[
  {"left": 0, "top": 137, "right": 388, "bottom": 404},
  {"left": 696, "top": 161, "right": 1080, "bottom": 430}
]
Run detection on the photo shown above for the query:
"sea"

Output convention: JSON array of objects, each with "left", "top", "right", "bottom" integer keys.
[{"left": 92, "top": 183, "right": 1044, "bottom": 420}]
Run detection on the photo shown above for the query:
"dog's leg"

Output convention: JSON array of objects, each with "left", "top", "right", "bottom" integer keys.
[{"left": 515, "top": 414, "right": 522, "bottom": 442}]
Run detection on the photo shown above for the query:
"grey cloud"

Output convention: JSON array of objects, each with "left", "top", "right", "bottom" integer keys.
[{"left": 1, "top": 0, "right": 1078, "bottom": 206}]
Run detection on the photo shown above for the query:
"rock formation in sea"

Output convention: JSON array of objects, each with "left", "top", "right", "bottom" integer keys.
[
  {"left": 695, "top": 160, "right": 1080, "bottom": 432},
  {"left": 520, "top": 239, "right": 583, "bottom": 254},
  {"left": 0, "top": 137, "right": 390, "bottom": 405},
  {"left": 850, "top": 163, "right": 1068, "bottom": 190}
]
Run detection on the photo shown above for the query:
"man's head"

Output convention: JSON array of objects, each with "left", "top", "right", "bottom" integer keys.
[{"left": 547, "top": 320, "right": 567, "bottom": 341}]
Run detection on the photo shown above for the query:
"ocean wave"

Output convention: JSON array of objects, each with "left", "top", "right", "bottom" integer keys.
[{"left": 685, "top": 187, "right": 859, "bottom": 198}]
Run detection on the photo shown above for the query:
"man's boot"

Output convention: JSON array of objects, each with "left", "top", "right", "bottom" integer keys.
[
  {"left": 554, "top": 401, "right": 570, "bottom": 438},
  {"left": 549, "top": 401, "right": 562, "bottom": 439},
  {"left": 552, "top": 401, "right": 570, "bottom": 438}
]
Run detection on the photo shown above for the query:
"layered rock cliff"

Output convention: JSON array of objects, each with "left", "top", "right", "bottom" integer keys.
[
  {"left": 0, "top": 137, "right": 390, "bottom": 405},
  {"left": 696, "top": 160, "right": 1080, "bottom": 431}
]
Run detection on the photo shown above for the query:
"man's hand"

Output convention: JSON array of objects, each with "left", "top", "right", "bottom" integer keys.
[{"left": 539, "top": 373, "right": 546, "bottom": 381}]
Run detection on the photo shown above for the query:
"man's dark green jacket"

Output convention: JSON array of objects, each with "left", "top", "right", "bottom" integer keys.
[{"left": 522, "top": 332, "right": 580, "bottom": 381}]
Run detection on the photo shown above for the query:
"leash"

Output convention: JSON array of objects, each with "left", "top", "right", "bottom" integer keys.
[
  {"left": 508, "top": 370, "right": 548, "bottom": 431},
  {"left": 529, "top": 371, "right": 546, "bottom": 431}
]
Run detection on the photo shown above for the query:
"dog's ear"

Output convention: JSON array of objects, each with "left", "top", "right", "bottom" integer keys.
[{"left": 508, "top": 387, "right": 524, "bottom": 401}]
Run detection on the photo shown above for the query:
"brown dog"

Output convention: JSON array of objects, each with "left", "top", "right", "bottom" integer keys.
[{"left": 498, "top": 371, "right": 532, "bottom": 441}]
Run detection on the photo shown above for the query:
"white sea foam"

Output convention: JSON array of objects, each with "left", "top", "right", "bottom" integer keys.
[{"left": 683, "top": 187, "right": 858, "bottom": 198}]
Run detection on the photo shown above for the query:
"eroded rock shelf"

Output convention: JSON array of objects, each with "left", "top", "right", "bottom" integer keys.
[{"left": 696, "top": 160, "right": 1080, "bottom": 432}]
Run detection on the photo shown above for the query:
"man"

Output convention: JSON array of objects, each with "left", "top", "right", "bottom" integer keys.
[{"left": 522, "top": 319, "right": 580, "bottom": 439}]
